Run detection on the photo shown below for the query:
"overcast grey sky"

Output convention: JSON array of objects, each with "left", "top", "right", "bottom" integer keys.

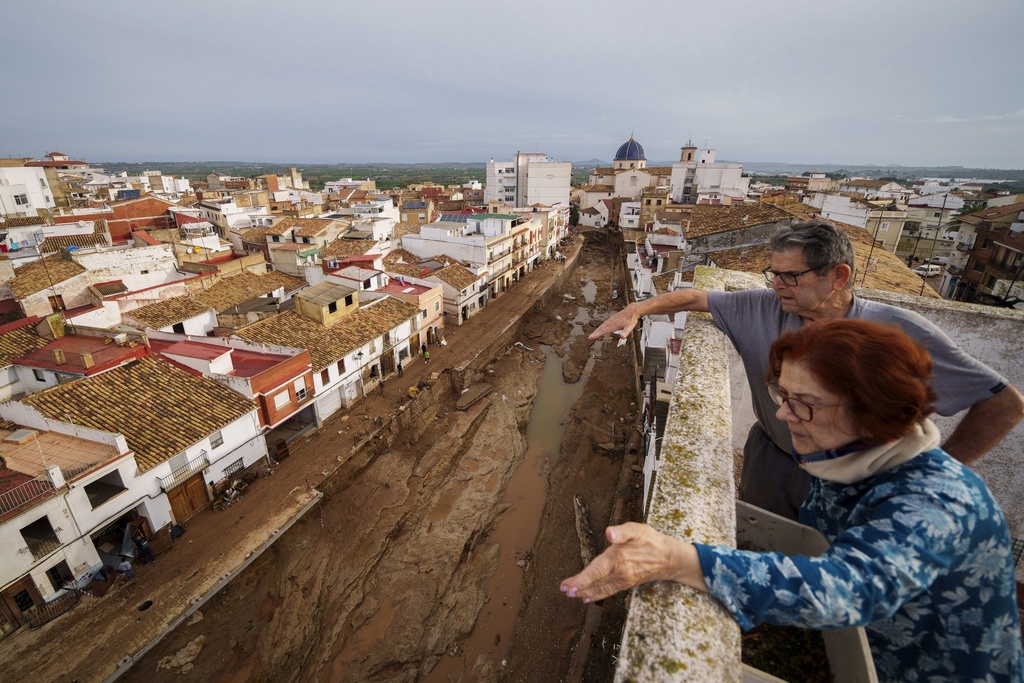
[{"left": 3, "top": 0, "right": 1022, "bottom": 168}]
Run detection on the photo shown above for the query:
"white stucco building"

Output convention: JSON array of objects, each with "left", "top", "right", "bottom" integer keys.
[
  {"left": 485, "top": 152, "right": 571, "bottom": 208},
  {"left": 669, "top": 143, "right": 750, "bottom": 205},
  {"left": 0, "top": 166, "right": 56, "bottom": 218}
]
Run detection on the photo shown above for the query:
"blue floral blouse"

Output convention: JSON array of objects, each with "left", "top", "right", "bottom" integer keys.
[{"left": 694, "top": 448, "right": 1024, "bottom": 682}]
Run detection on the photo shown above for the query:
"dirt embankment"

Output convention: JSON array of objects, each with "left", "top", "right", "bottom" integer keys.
[{"left": 122, "top": 237, "right": 639, "bottom": 683}]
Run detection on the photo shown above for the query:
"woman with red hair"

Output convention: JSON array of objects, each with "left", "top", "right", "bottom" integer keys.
[{"left": 562, "top": 319, "right": 1023, "bottom": 682}]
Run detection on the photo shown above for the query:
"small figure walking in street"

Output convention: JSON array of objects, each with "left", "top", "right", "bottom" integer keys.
[
  {"left": 379, "top": 379, "right": 385, "bottom": 396},
  {"left": 424, "top": 349, "right": 430, "bottom": 364},
  {"left": 421, "top": 343, "right": 427, "bottom": 355},
  {"left": 397, "top": 361, "right": 403, "bottom": 377},
  {"left": 117, "top": 557, "right": 134, "bottom": 580},
  {"left": 134, "top": 533, "right": 155, "bottom": 564}
]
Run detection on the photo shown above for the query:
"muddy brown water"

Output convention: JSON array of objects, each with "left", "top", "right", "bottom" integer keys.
[{"left": 425, "top": 326, "right": 598, "bottom": 680}]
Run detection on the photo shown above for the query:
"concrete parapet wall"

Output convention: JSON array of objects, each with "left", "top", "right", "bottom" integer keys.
[{"left": 615, "top": 288, "right": 742, "bottom": 681}]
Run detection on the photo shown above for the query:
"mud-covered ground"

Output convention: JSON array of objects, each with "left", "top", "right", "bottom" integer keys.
[{"left": 121, "top": 237, "right": 639, "bottom": 682}]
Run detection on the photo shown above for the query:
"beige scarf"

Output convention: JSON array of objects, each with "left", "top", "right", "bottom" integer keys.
[{"left": 802, "top": 419, "right": 941, "bottom": 485}]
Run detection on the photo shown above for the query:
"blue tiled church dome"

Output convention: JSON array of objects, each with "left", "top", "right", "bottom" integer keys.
[{"left": 614, "top": 135, "right": 646, "bottom": 161}]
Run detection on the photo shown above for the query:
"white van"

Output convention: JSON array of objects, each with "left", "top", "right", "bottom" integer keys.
[
  {"left": 914, "top": 264, "right": 942, "bottom": 277},
  {"left": 925, "top": 256, "right": 950, "bottom": 266}
]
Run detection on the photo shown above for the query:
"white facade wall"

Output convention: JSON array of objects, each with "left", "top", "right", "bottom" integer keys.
[
  {"left": 0, "top": 495, "right": 99, "bottom": 599},
  {"left": 0, "top": 167, "right": 55, "bottom": 218},
  {"left": 402, "top": 227, "right": 487, "bottom": 266},
  {"left": 66, "top": 300, "right": 122, "bottom": 329},
  {"left": 619, "top": 202, "right": 641, "bottom": 229},
  {"left": 804, "top": 193, "right": 869, "bottom": 228},
  {"left": 15, "top": 244, "right": 188, "bottom": 317},
  {"left": 485, "top": 160, "right": 518, "bottom": 204},
  {"left": 693, "top": 164, "right": 750, "bottom": 200}
]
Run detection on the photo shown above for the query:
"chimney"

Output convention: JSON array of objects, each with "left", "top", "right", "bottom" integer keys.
[
  {"left": 52, "top": 348, "right": 66, "bottom": 364},
  {"left": 81, "top": 352, "right": 94, "bottom": 369}
]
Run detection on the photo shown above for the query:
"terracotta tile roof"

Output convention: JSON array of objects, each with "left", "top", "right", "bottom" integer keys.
[
  {"left": 293, "top": 218, "right": 341, "bottom": 238},
  {"left": 125, "top": 297, "right": 215, "bottom": 328},
  {"left": 321, "top": 238, "right": 379, "bottom": 259},
  {"left": 957, "top": 201, "right": 1024, "bottom": 225},
  {"left": 191, "top": 271, "right": 307, "bottom": 313},
  {"left": 683, "top": 205, "right": 793, "bottom": 239},
  {"left": 383, "top": 249, "right": 431, "bottom": 278},
  {"left": 621, "top": 229, "right": 646, "bottom": 243},
  {"left": 651, "top": 273, "right": 678, "bottom": 295},
  {"left": 708, "top": 243, "right": 774, "bottom": 272},
  {"left": 240, "top": 227, "right": 271, "bottom": 243},
  {"left": 10, "top": 254, "right": 87, "bottom": 298},
  {"left": 430, "top": 263, "right": 481, "bottom": 290},
  {"left": 706, "top": 207, "right": 940, "bottom": 299},
  {"left": 39, "top": 224, "right": 110, "bottom": 254},
  {"left": 94, "top": 280, "right": 128, "bottom": 296},
  {"left": 582, "top": 184, "right": 615, "bottom": 193},
  {"left": 0, "top": 216, "right": 47, "bottom": 228},
  {"left": 235, "top": 297, "right": 419, "bottom": 371},
  {"left": 0, "top": 320, "right": 48, "bottom": 367},
  {"left": 22, "top": 357, "right": 257, "bottom": 472},
  {"left": 843, "top": 179, "right": 887, "bottom": 189},
  {"left": 393, "top": 221, "right": 423, "bottom": 238},
  {"left": 264, "top": 217, "right": 321, "bottom": 237}
]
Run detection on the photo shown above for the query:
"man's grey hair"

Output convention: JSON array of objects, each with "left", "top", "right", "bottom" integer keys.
[{"left": 770, "top": 219, "right": 856, "bottom": 274}]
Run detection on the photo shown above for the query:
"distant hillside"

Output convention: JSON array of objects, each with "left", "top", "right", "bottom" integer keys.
[{"left": 95, "top": 160, "right": 1024, "bottom": 188}]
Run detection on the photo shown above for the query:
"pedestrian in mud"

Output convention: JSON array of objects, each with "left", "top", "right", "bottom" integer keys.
[
  {"left": 424, "top": 349, "right": 430, "bottom": 364},
  {"left": 397, "top": 361, "right": 403, "bottom": 377},
  {"left": 117, "top": 557, "right": 134, "bottom": 579},
  {"left": 421, "top": 343, "right": 427, "bottom": 355},
  {"left": 134, "top": 533, "right": 155, "bottom": 564},
  {"left": 379, "top": 379, "right": 385, "bottom": 396}
]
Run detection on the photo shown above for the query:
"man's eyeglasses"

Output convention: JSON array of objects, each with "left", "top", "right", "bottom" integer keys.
[
  {"left": 763, "top": 267, "right": 817, "bottom": 286},
  {"left": 766, "top": 382, "right": 817, "bottom": 422}
]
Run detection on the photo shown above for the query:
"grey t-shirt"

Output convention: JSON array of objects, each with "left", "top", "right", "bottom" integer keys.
[{"left": 707, "top": 288, "right": 1008, "bottom": 453}]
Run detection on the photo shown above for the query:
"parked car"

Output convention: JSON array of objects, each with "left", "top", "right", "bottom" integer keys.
[
  {"left": 914, "top": 264, "right": 942, "bottom": 277},
  {"left": 925, "top": 256, "right": 950, "bottom": 265}
]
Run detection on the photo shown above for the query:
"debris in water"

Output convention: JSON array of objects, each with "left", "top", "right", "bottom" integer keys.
[{"left": 501, "top": 659, "right": 507, "bottom": 667}]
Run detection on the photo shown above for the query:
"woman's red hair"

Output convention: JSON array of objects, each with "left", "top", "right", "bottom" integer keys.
[{"left": 769, "top": 319, "right": 936, "bottom": 443}]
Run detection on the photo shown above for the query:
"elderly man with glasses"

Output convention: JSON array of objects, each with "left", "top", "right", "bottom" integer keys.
[{"left": 591, "top": 218, "right": 1024, "bottom": 519}]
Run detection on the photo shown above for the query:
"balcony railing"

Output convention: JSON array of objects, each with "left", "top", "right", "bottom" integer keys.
[
  {"left": 956, "top": 242, "right": 975, "bottom": 251},
  {"left": 157, "top": 451, "right": 210, "bottom": 492},
  {"left": 0, "top": 476, "right": 56, "bottom": 516}
]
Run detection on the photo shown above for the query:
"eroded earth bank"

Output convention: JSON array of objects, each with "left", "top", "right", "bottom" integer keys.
[{"left": 123, "top": 237, "right": 639, "bottom": 683}]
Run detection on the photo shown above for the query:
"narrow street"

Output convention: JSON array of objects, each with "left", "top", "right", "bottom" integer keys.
[{"left": 0, "top": 235, "right": 639, "bottom": 683}]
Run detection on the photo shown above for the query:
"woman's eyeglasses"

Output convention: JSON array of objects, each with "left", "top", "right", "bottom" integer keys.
[{"left": 766, "top": 382, "right": 817, "bottom": 421}]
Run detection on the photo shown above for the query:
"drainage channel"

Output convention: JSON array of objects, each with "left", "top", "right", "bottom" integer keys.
[{"left": 425, "top": 327, "right": 599, "bottom": 680}]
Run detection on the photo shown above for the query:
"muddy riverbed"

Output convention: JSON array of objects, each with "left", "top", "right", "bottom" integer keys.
[{"left": 123, "top": 238, "right": 639, "bottom": 683}]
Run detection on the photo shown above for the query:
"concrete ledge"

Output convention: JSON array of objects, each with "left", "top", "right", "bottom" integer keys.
[{"left": 615, "top": 276, "right": 742, "bottom": 681}]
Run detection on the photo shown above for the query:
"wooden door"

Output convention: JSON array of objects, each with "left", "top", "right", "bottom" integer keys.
[
  {"left": 167, "top": 473, "right": 210, "bottom": 523},
  {"left": 0, "top": 576, "right": 43, "bottom": 629}
]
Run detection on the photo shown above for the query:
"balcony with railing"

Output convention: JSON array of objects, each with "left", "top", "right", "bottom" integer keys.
[
  {"left": 157, "top": 451, "right": 210, "bottom": 492},
  {"left": 0, "top": 476, "right": 56, "bottom": 518},
  {"left": 613, "top": 266, "right": 1024, "bottom": 681}
]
